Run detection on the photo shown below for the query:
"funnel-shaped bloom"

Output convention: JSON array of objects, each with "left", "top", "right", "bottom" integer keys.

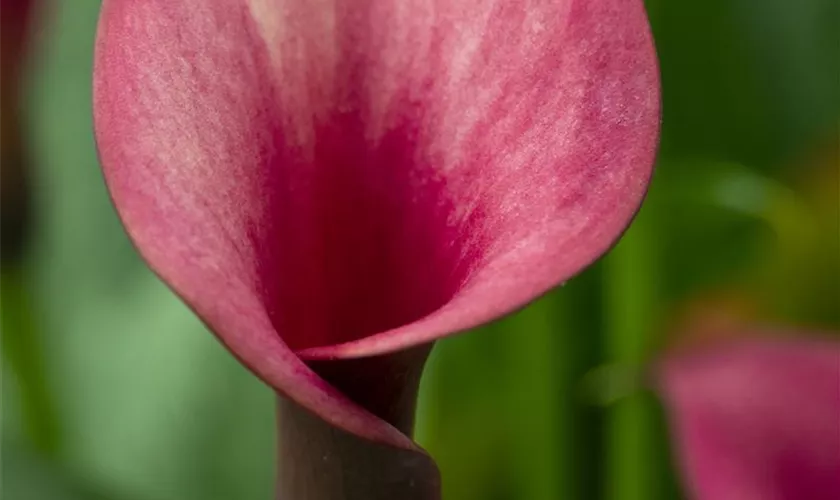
[
  {"left": 94, "top": 0, "right": 658, "bottom": 495},
  {"left": 659, "top": 337, "right": 840, "bottom": 500}
]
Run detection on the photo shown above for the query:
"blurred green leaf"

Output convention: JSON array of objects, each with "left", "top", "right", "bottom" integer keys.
[
  {"left": 1, "top": 266, "right": 62, "bottom": 456},
  {"left": 753, "top": 141, "right": 840, "bottom": 327},
  {"left": 2, "top": 439, "right": 120, "bottom": 500},
  {"left": 653, "top": 0, "right": 837, "bottom": 167},
  {"left": 732, "top": 0, "right": 839, "bottom": 150},
  {"left": 649, "top": 161, "right": 771, "bottom": 303},
  {"left": 48, "top": 276, "right": 274, "bottom": 500}
]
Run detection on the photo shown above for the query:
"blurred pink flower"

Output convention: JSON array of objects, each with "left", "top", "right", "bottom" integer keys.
[
  {"left": 659, "top": 337, "right": 840, "bottom": 500},
  {"left": 93, "top": 0, "right": 658, "bottom": 495}
]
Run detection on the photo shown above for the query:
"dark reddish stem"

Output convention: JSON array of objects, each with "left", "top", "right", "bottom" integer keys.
[{"left": 275, "top": 346, "right": 441, "bottom": 500}]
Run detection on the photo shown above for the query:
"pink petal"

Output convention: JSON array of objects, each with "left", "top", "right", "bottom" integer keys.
[
  {"left": 94, "top": 0, "right": 658, "bottom": 445},
  {"left": 658, "top": 337, "right": 840, "bottom": 500}
]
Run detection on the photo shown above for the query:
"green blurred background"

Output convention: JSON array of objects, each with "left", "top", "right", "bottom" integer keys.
[{"left": 1, "top": 0, "right": 837, "bottom": 499}]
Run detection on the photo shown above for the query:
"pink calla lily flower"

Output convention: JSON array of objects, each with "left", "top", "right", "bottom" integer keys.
[
  {"left": 659, "top": 337, "right": 840, "bottom": 500},
  {"left": 94, "top": 0, "right": 659, "bottom": 496}
]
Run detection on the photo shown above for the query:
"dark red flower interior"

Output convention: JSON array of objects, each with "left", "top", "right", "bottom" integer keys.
[{"left": 255, "top": 113, "right": 483, "bottom": 351}]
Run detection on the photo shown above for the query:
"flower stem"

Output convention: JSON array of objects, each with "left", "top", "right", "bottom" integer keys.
[{"left": 275, "top": 346, "right": 440, "bottom": 500}]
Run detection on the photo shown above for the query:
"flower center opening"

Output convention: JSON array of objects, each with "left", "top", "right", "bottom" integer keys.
[{"left": 253, "top": 113, "right": 485, "bottom": 352}]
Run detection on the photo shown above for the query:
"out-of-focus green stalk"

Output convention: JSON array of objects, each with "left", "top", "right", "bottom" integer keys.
[
  {"left": 507, "top": 263, "right": 604, "bottom": 500},
  {"left": 417, "top": 327, "right": 511, "bottom": 500},
  {"left": 504, "top": 292, "right": 564, "bottom": 500},
  {"left": 603, "top": 207, "right": 664, "bottom": 500},
  {"left": 563, "top": 264, "right": 607, "bottom": 500},
  {"left": 418, "top": 275, "right": 605, "bottom": 500},
  {"left": 418, "top": 266, "right": 606, "bottom": 500},
  {"left": 0, "top": 265, "right": 61, "bottom": 456}
]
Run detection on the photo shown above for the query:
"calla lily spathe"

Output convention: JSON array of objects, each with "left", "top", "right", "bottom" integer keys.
[{"left": 93, "top": 0, "right": 659, "bottom": 467}]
